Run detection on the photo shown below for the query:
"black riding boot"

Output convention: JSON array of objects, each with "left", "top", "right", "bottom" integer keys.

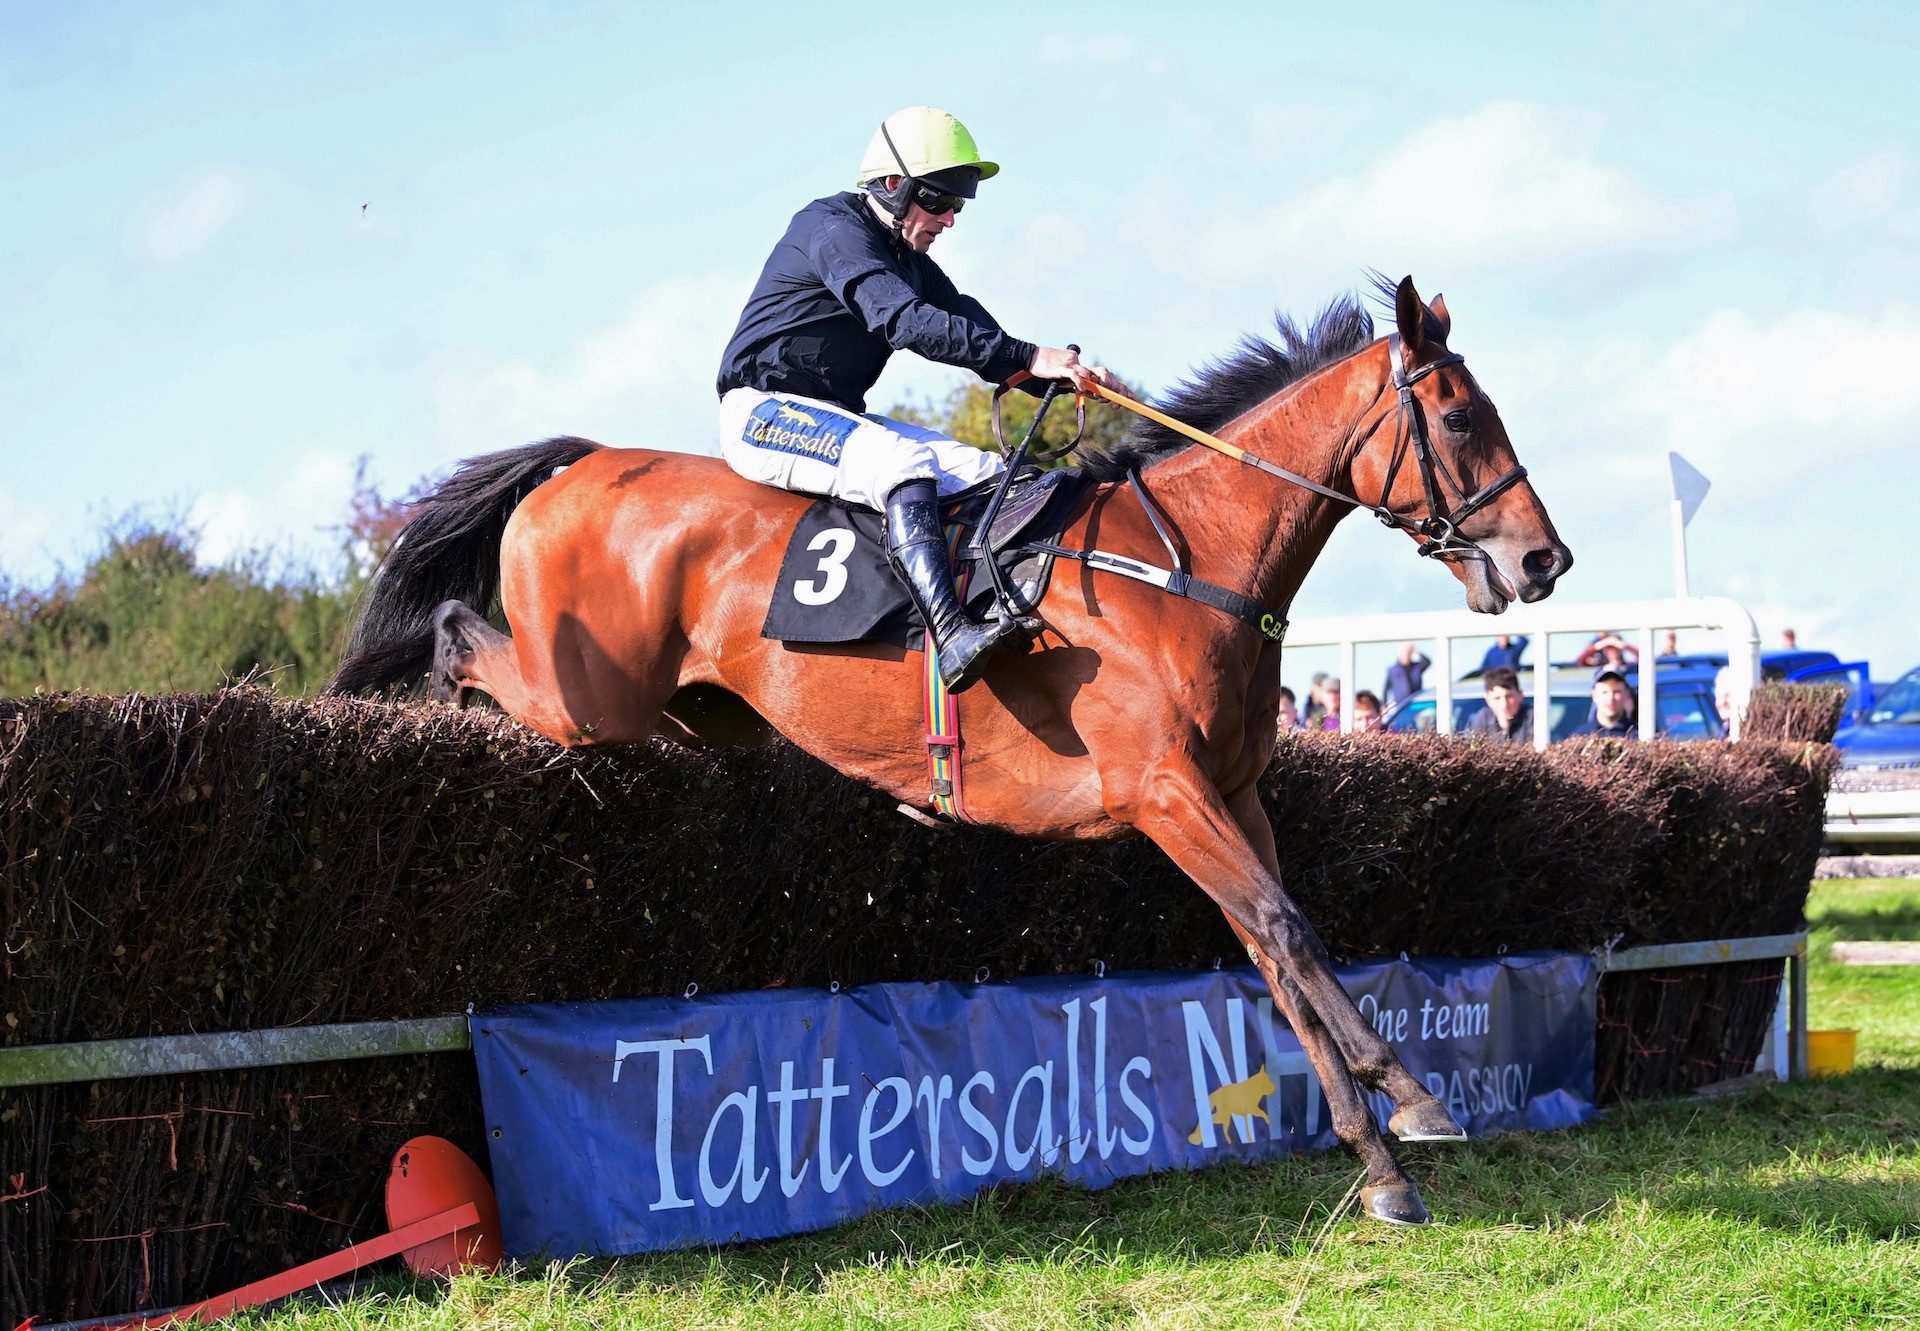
[{"left": 885, "top": 479, "right": 1024, "bottom": 693}]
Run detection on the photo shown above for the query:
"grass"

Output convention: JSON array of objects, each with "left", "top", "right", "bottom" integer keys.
[{"left": 244, "top": 880, "right": 1920, "bottom": 1330}]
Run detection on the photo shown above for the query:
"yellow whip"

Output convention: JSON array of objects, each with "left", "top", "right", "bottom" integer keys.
[{"left": 1001, "top": 369, "right": 1251, "bottom": 463}]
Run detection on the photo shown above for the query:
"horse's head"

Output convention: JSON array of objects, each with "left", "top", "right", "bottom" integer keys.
[{"left": 1351, "top": 276, "right": 1573, "bottom": 614}]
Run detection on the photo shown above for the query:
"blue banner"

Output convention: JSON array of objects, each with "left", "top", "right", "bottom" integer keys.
[{"left": 472, "top": 953, "right": 1596, "bottom": 1258}]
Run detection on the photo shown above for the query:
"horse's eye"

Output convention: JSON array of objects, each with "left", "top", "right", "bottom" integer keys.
[{"left": 1443, "top": 409, "right": 1472, "bottom": 433}]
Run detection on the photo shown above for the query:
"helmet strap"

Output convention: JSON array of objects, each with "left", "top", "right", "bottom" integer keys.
[{"left": 871, "top": 121, "right": 917, "bottom": 229}]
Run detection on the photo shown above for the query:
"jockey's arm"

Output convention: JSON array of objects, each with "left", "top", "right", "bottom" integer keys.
[
  {"left": 929, "top": 276, "right": 1134, "bottom": 401},
  {"left": 810, "top": 222, "right": 1036, "bottom": 385}
]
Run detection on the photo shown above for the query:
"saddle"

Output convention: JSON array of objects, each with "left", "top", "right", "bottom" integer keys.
[{"left": 761, "top": 467, "right": 1093, "bottom": 647}]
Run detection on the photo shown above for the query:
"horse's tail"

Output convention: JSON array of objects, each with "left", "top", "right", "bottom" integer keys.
[{"left": 327, "top": 436, "right": 603, "bottom": 695}]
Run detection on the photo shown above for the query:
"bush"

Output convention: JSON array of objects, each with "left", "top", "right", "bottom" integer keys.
[{"left": 0, "top": 689, "right": 1833, "bottom": 1321}]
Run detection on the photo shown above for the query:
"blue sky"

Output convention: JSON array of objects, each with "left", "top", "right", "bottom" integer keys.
[{"left": 4, "top": 1, "right": 1916, "bottom": 681}]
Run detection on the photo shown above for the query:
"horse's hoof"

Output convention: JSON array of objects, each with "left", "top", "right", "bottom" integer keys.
[
  {"left": 1388, "top": 1101, "right": 1467, "bottom": 1143},
  {"left": 1360, "top": 1182, "right": 1431, "bottom": 1228}
]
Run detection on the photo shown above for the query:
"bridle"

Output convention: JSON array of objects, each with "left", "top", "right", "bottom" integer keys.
[
  {"left": 977, "top": 332, "right": 1537, "bottom": 646},
  {"left": 1080, "top": 333, "right": 1528, "bottom": 564},
  {"left": 1368, "top": 332, "right": 1529, "bottom": 561}
]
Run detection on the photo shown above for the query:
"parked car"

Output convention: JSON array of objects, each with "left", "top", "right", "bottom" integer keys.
[
  {"left": 1664, "top": 649, "right": 1874, "bottom": 722},
  {"left": 1380, "top": 662, "right": 1724, "bottom": 742},
  {"left": 1835, "top": 665, "right": 1920, "bottom": 771}
]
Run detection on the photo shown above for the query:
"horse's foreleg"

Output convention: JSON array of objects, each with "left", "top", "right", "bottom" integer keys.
[
  {"left": 1124, "top": 761, "right": 1463, "bottom": 1143},
  {"left": 1220, "top": 787, "right": 1428, "bottom": 1226},
  {"left": 1220, "top": 784, "right": 1459, "bottom": 1141}
]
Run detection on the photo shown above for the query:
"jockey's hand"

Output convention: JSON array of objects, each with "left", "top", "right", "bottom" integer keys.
[{"left": 1029, "top": 346, "right": 1137, "bottom": 401}]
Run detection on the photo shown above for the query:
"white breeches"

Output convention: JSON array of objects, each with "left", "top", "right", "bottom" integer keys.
[{"left": 717, "top": 387, "right": 1004, "bottom": 510}]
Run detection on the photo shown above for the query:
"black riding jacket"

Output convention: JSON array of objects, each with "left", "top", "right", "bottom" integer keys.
[{"left": 716, "top": 191, "right": 1037, "bottom": 413}]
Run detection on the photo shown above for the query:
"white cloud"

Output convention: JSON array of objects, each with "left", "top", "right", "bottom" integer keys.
[
  {"left": 1182, "top": 102, "right": 1717, "bottom": 287},
  {"left": 188, "top": 451, "right": 359, "bottom": 570},
  {"left": 140, "top": 172, "right": 247, "bottom": 264},
  {"left": 1623, "top": 303, "right": 1920, "bottom": 491},
  {"left": 431, "top": 272, "right": 751, "bottom": 460}
]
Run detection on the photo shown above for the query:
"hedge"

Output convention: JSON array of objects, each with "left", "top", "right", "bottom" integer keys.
[{"left": 0, "top": 686, "right": 1832, "bottom": 1321}]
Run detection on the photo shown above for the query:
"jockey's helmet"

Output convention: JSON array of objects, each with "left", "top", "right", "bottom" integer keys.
[{"left": 858, "top": 107, "right": 998, "bottom": 224}]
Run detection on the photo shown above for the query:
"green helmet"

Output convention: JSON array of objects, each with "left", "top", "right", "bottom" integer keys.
[{"left": 856, "top": 107, "right": 1000, "bottom": 189}]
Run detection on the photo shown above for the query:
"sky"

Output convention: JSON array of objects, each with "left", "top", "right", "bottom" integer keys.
[{"left": 3, "top": 1, "right": 1916, "bottom": 688}]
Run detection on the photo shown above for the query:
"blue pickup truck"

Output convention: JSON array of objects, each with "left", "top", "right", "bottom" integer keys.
[
  {"left": 1835, "top": 664, "right": 1920, "bottom": 772},
  {"left": 1381, "top": 648, "right": 1871, "bottom": 743}
]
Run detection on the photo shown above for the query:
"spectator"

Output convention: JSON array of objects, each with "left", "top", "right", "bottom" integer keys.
[
  {"left": 1319, "top": 678, "right": 1344, "bottom": 732},
  {"left": 1660, "top": 630, "right": 1679, "bottom": 658},
  {"left": 1468, "top": 666, "right": 1532, "bottom": 743},
  {"left": 1575, "top": 631, "right": 1639, "bottom": 670},
  {"left": 1782, "top": 626, "right": 1798, "bottom": 649},
  {"left": 1277, "top": 686, "right": 1302, "bottom": 733},
  {"left": 1573, "top": 665, "right": 1637, "bottom": 739},
  {"left": 1713, "top": 665, "right": 1738, "bottom": 733},
  {"left": 1303, "top": 672, "right": 1330, "bottom": 728},
  {"left": 1353, "top": 690, "right": 1384, "bottom": 732},
  {"left": 1382, "top": 641, "right": 1431, "bottom": 707},
  {"left": 1479, "top": 634, "right": 1528, "bottom": 672}
]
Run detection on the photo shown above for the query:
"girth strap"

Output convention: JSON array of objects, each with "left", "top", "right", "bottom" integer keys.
[
  {"left": 922, "top": 521, "right": 979, "bottom": 823},
  {"left": 1020, "top": 539, "right": 1288, "bottom": 643}
]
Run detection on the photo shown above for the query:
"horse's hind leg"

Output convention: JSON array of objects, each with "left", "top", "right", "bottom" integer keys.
[
  {"left": 430, "top": 599, "right": 669, "bottom": 747},
  {"left": 430, "top": 601, "right": 492, "bottom": 708}
]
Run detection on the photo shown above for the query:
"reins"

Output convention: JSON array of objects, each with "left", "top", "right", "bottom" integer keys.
[
  {"left": 969, "top": 332, "right": 1526, "bottom": 647},
  {"left": 1068, "top": 334, "right": 1526, "bottom": 563}
]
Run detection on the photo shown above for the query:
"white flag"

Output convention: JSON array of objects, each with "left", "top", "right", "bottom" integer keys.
[{"left": 1669, "top": 452, "right": 1711, "bottom": 526}]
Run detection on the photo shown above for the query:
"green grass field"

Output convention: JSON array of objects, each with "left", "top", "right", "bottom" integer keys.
[{"left": 245, "top": 880, "right": 1920, "bottom": 1330}]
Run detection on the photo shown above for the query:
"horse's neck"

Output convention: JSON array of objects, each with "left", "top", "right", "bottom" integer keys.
[{"left": 1139, "top": 344, "right": 1386, "bottom": 616}]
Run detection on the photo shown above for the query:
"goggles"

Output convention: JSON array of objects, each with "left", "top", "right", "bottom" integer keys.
[{"left": 910, "top": 184, "right": 965, "bottom": 216}]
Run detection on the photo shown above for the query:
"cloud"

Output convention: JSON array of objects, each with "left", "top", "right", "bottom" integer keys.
[
  {"left": 1181, "top": 102, "right": 1718, "bottom": 287},
  {"left": 1622, "top": 302, "right": 1920, "bottom": 492},
  {"left": 188, "top": 451, "right": 359, "bottom": 570},
  {"left": 431, "top": 272, "right": 751, "bottom": 460},
  {"left": 140, "top": 172, "right": 247, "bottom": 264}
]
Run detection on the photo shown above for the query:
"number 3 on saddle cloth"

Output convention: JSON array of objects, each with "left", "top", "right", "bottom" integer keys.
[{"left": 761, "top": 467, "right": 1092, "bottom": 648}]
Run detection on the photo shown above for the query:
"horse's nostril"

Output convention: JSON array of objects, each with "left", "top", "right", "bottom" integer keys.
[{"left": 1523, "top": 545, "right": 1570, "bottom": 583}]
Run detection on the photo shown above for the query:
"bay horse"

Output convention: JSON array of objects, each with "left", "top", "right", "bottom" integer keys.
[{"left": 331, "top": 277, "right": 1572, "bottom": 1227}]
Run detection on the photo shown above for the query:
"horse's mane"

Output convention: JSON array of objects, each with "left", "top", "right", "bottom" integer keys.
[{"left": 1078, "top": 290, "right": 1381, "bottom": 482}]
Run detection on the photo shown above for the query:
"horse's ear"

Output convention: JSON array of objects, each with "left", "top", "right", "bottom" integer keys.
[
  {"left": 1394, "top": 275, "right": 1430, "bottom": 353},
  {"left": 1429, "top": 292, "right": 1451, "bottom": 340}
]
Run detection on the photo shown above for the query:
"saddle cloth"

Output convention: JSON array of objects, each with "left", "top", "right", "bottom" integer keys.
[{"left": 761, "top": 468, "right": 1091, "bottom": 647}]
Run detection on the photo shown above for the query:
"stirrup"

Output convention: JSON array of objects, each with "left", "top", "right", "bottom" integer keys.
[{"left": 933, "top": 616, "right": 1025, "bottom": 693}]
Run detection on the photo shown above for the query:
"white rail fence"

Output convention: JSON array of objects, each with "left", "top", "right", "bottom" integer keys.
[
  {"left": 1284, "top": 595, "right": 1761, "bottom": 748},
  {"left": 1283, "top": 594, "right": 1914, "bottom": 846},
  {"left": 1824, "top": 789, "right": 1920, "bottom": 847}
]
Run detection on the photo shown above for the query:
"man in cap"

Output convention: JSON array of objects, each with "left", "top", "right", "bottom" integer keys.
[
  {"left": 715, "top": 106, "right": 1127, "bottom": 692},
  {"left": 1573, "top": 665, "right": 1638, "bottom": 739}
]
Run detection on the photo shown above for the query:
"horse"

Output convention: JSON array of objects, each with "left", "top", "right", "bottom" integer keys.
[{"left": 330, "top": 276, "right": 1573, "bottom": 1227}]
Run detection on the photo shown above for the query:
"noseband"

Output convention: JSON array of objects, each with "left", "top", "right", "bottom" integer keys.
[{"left": 1373, "top": 332, "right": 1529, "bottom": 561}]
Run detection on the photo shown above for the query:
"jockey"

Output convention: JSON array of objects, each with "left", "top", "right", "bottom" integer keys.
[{"left": 716, "top": 106, "right": 1124, "bottom": 692}]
